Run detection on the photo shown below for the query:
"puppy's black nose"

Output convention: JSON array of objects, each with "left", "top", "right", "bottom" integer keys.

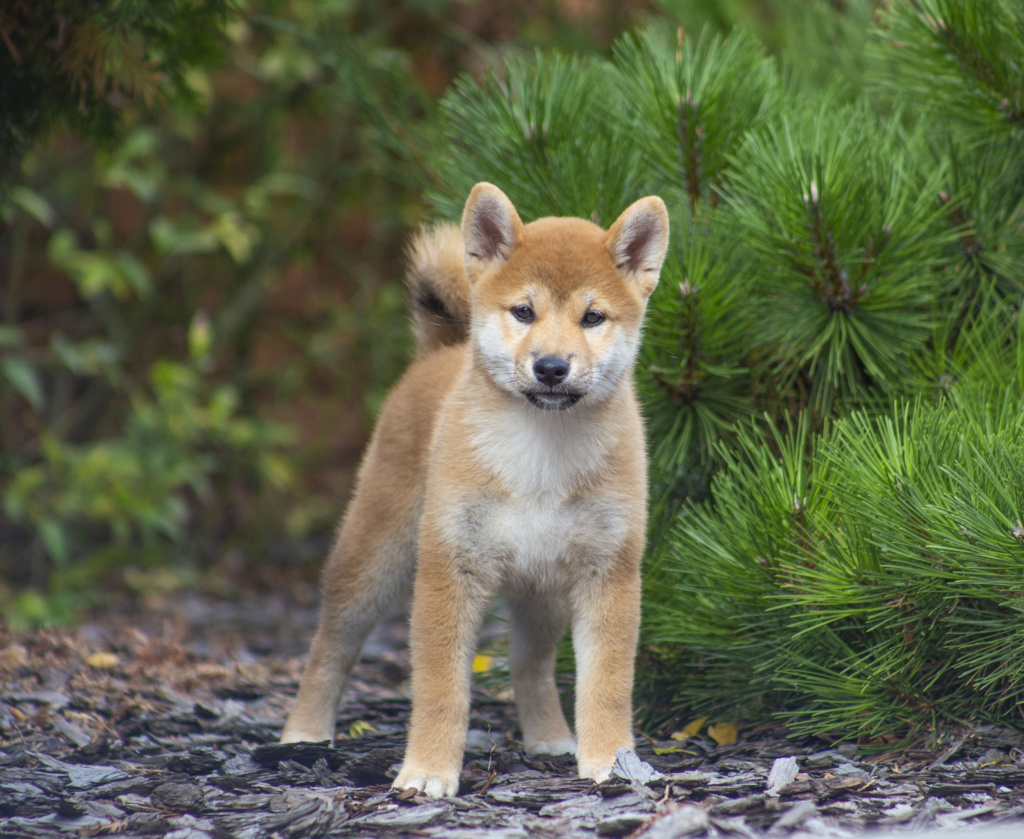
[{"left": 533, "top": 356, "right": 570, "bottom": 387}]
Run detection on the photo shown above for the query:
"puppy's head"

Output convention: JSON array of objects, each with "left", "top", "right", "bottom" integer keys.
[{"left": 461, "top": 183, "right": 669, "bottom": 410}]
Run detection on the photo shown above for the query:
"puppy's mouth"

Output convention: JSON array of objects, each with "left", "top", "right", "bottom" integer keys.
[{"left": 524, "top": 390, "right": 584, "bottom": 411}]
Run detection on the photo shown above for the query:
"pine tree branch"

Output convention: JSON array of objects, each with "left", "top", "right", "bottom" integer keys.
[
  {"left": 676, "top": 96, "right": 704, "bottom": 213},
  {"left": 938, "top": 190, "right": 984, "bottom": 262},
  {"left": 927, "top": 13, "right": 1024, "bottom": 125},
  {"left": 804, "top": 185, "right": 861, "bottom": 312}
]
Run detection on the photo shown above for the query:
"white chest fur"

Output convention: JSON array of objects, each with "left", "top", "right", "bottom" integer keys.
[
  {"left": 467, "top": 400, "right": 613, "bottom": 500},
  {"left": 438, "top": 401, "right": 631, "bottom": 583}
]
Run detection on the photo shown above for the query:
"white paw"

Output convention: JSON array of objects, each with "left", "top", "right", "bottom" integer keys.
[
  {"left": 392, "top": 765, "right": 459, "bottom": 798},
  {"left": 578, "top": 761, "right": 613, "bottom": 784},
  {"left": 526, "top": 739, "right": 577, "bottom": 756}
]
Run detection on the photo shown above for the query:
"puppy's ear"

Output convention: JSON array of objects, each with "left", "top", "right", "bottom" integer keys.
[
  {"left": 462, "top": 183, "right": 525, "bottom": 282},
  {"left": 605, "top": 196, "right": 669, "bottom": 298}
]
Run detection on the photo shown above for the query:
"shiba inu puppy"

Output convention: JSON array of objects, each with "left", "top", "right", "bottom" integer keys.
[{"left": 281, "top": 183, "right": 669, "bottom": 797}]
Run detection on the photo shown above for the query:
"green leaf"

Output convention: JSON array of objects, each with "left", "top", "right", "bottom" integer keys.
[
  {"left": 46, "top": 228, "right": 152, "bottom": 299},
  {"left": 187, "top": 312, "right": 213, "bottom": 365},
  {"left": 10, "top": 186, "right": 57, "bottom": 228},
  {"left": 51, "top": 335, "right": 120, "bottom": 378},
  {"left": 211, "top": 211, "right": 259, "bottom": 263},
  {"left": 2, "top": 356, "right": 44, "bottom": 410},
  {"left": 149, "top": 216, "right": 219, "bottom": 256},
  {"left": 46, "top": 228, "right": 79, "bottom": 268},
  {"left": 39, "top": 519, "right": 69, "bottom": 565},
  {"left": 0, "top": 326, "right": 24, "bottom": 349},
  {"left": 870, "top": 0, "right": 1024, "bottom": 142}
]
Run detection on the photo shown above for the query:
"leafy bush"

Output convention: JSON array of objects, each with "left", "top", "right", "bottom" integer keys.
[
  {"left": 4, "top": 358, "right": 295, "bottom": 570},
  {"left": 645, "top": 349, "right": 1024, "bottom": 739},
  {"left": 641, "top": 0, "right": 1024, "bottom": 740},
  {"left": 0, "top": 1, "right": 433, "bottom": 618},
  {"left": 0, "top": 0, "right": 656, "bottom": 622},
  {"left": 2, "top": 119, "right": 301, "bottom": 617}
]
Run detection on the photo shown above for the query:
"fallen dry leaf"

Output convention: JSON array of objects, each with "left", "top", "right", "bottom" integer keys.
[
  {"left": 707, "top": 721, "right": 740, "bottom": 746},
  {"left": 0, "top": 644, "right": 29, "bottom": 674},
  {"left": 85, "top": 652, "right": 120, "bottom": 669},
  {"left": 670, "top": 715, "right": 709, "bottom": 740},
  {"left": 472, "top": 654, "right": 494, "bottom": 673},
  {"left": 195, "top": 663, "right": 232, "bottom": 679},
  {"left": 653, "top": 746, "right": 694, "bottom": 755}
]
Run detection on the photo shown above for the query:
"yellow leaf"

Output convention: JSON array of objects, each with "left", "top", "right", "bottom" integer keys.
[
  {"left": 472, "top": 654, "right": 494, "bottom": 673},
  {"left": 707, "top": 721, "right": 740, "bottom": 746},
  {"left": 670, "top": 716, "right": 708, "bottom": 740},
  {"left": 195, "top": 663, "right": 231, "bottom": 679},
  {"left": 348, "top": 719, "right": 376, "bottom": 738},
  {"left": 0, "top": 644, "right": 28, "bottom": 672},
  {"left": 86, "top": 652, "right": 119, "bottom": 669},
  {"left": 653, "top": 746, "right": 696, "bottom": 755}
]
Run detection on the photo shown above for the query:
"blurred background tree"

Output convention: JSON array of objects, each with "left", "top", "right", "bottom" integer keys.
[
  {"left": 0, "top": 0, "right": 234, "bottom": 183},
  {"left": 0, "top": 0, "right": 659, "bottom": 623}
]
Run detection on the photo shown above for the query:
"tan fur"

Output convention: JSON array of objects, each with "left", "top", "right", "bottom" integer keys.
[{"left": 281, "top": 183, "right": 669, "bottom": 797}]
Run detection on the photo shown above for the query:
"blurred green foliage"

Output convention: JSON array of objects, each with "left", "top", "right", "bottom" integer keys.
[
  {"left": 0, "top": 0, "right": 234, "bottom": 182},
  {"left": 0, "top": 0, "right": 655, "bottom": 624}
]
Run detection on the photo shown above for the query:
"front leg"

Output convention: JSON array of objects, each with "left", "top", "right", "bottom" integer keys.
[
  {"left": 393, "top": 532, "right": 494, "bottom": 797},
  {"left": 571, "top": 549, "right": 642, "bottom": 783}
]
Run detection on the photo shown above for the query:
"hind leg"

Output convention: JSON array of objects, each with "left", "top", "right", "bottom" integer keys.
[
  {"left": 508, "top": 592, "right": 575, "bottom": 755},
  {"left": 282, "top": 342, "right": 455, "bottom": 744},
  {"left": 282, "top": 503, "right": 416, "bottom": 744}
]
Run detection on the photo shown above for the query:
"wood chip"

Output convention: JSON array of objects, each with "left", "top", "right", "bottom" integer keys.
[
  {"left": 6, "top": 608, "right": 1024, "bottom": 839},
  {"left": 766, "top": 756, "right": 799, "bottom": 794}
]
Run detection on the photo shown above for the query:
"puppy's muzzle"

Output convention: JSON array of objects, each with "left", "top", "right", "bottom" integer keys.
[{"left": 533, "top": 356, "right": 570, "bottom": 387}]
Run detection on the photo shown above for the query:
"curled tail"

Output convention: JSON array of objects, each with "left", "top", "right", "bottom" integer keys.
[{"left": 405, "top": 223, "right": 472, "bottom": 355}]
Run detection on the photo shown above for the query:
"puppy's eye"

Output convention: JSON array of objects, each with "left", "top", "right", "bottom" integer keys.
[
  {"left": 511, "top": 304, "right": 535, "bottom": 323},
  {"left": 582, "top": 310, "right": 605, "bottom": 327}
]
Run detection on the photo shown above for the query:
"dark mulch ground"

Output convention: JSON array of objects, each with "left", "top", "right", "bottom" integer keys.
[{"left": 3, "top": 592, "right": 1024, "bottom": 838}]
